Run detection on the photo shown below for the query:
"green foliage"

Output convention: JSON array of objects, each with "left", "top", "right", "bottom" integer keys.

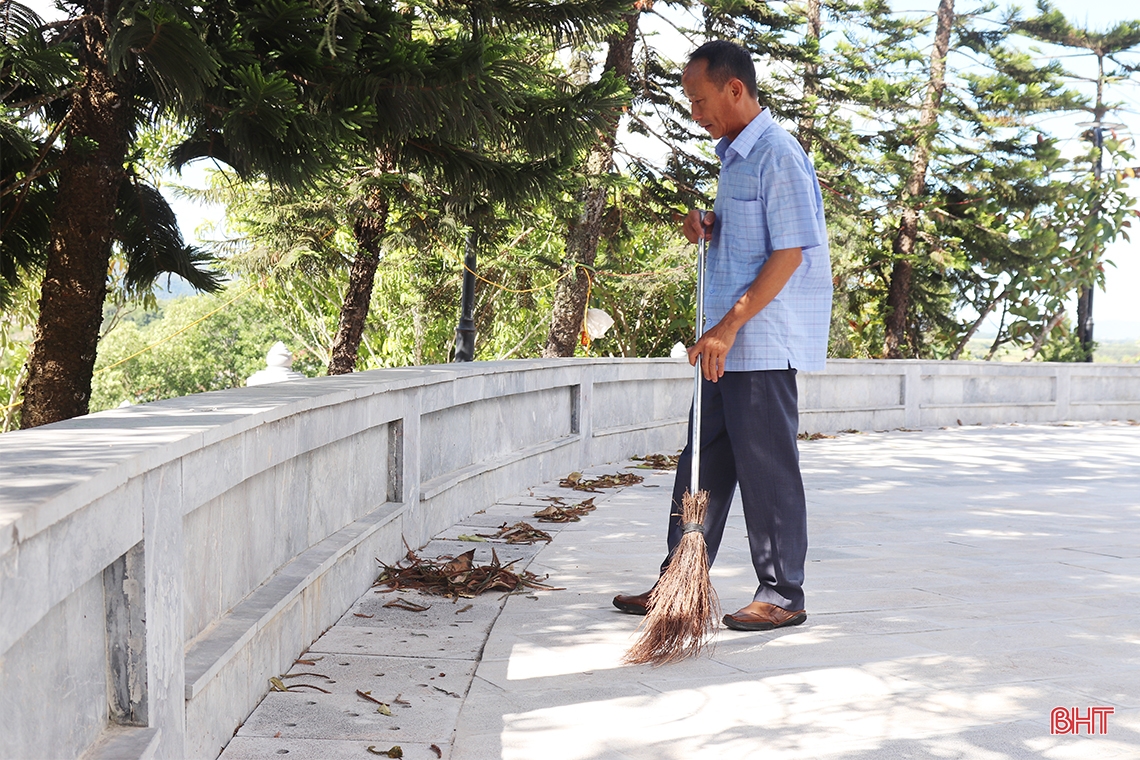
[
  {"left": 0, "top": 1, "right": 70, "bottom": 305},
  {"left": 7, "top": 0, "right": 1140, "bottom": 426},
  {"left": 115, "top": 176, "right": 224, "bottom": 296},
  {"left": 588, "top": 222, "right": 696, "bottom": 359},
  {"left": 0, "top": 279, "right": 36, "bottom": 431},
  {"left": 1, "top": 1, "right": 229, "bottom": 303},
  {"left": 90, "top": 288, "right": 322, "bottom": 411}
]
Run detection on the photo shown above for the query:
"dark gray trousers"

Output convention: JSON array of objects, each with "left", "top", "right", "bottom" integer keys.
[{"left": 664, "top": 369, "right": 808, "bottom": 611}]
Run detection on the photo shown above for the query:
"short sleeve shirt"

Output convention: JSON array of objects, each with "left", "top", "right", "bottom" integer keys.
[{"left": 705, "top": 109, "right": 832, "bottom": 372}]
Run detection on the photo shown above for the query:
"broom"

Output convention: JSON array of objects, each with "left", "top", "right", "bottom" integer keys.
[{"left": 625, "top": 211, "right": 719, "bottom": 666}]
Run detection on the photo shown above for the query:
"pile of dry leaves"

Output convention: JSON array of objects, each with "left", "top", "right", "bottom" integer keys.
[
  {"left": 533, "top": 496, "right": 596, "bottom": 523},
  {"left": 374, "top": 548, "right": 560, "bottom": 599},
  {"left": 476, "top": 521, "right": 552, "bottom": 544},
  {"left": 631, "top": 453, "right": 680, "bottom": 470},
  {"left": 559, "top": 471, "right": 644, "bottom": 492}
]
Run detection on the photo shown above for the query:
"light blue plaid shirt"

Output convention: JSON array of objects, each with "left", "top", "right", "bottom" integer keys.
[{"left": 706, "top": 109, "right": 832, "bottom": 372}]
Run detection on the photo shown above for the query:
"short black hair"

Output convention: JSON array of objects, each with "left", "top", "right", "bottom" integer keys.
[{"left": 687, "top": 40, "right": 758, "bottom": 99}]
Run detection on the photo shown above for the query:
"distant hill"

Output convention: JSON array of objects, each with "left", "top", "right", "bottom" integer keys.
[
  {"left": 1092, "top": 340, "right": 1140, "bottom": 364},
  {"left": 962, "top": 337, "right": 1140, "bottom": 363},
  {"left": 155, "top": 274, "right": 199, "bottom": 299}
]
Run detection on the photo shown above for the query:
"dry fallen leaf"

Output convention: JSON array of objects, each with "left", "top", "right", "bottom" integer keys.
[
  {"left": 357, "top": 689, "right": 391, "bottom": 715},
  {"left": 477, "top": 521, "right": 553, "bottom": 544},
  {"left": 630, "top": 453, "right": 680, "bottom": 470},
  {"left": 382, "top": 598, "right": 431, "bottom": 612},
  {"left": 284, "top": 683, "right": 330, "bottom": 693},
  {"left": 375, "top": 547, "right": 559, "bottom": 598},
  {"left": 269, "top": 675, "right": 332, "bottom": 694},
  {"left": 560, "top": 472, "right": 643, "bottom": 492},
  {"left": 534, "top": 498, "right": 597, "bottom": 523}
]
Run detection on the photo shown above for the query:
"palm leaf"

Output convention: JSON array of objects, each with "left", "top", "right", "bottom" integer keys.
[
  {"left": 0, "top": 0, "right": 43, "bottom": 42},
  {"left": 115, "top": 176, "right": 223, "bottom": 293},
  {"left": 108, "top": 3, "right": 221, "bottom": 114}
]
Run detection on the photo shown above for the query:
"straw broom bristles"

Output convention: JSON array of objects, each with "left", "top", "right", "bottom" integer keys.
[{"left": 624, "top": 489, "right": 719, "bottom": 666}]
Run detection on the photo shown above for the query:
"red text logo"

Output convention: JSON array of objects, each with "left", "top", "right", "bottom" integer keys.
[{"left": 1051, "top": 706, "right": 1114, "bottom": 735}]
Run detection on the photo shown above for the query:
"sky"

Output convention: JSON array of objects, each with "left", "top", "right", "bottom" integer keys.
[{"left": 19, "top": 0, "right": 1140, "bottom": 339}]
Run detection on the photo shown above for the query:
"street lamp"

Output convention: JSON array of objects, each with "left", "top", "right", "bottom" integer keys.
[{"left": 453, "top": 227, "right": 478, "bottom": 362}]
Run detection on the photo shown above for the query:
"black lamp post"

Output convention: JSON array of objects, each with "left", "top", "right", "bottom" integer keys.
[{"left": 454, "top": 227, "right": 478, "bottom": 362}]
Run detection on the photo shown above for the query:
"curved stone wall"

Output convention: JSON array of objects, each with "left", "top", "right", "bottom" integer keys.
[
  {"left": 799, "top": 359, "right": 1140, "bottom": 431},
  {"left": 1, "top": 357, "right": 1137, "bottom": 760},
  {"left": 0, "top": 359, "right": 690, "bottom": 760}
]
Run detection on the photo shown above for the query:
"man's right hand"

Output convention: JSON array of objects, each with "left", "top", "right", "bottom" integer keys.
[{"left": 682, "top": 209, "right": 715, "bottom": 244}]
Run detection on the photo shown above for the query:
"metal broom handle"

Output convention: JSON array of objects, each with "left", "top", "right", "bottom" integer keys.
[{"left": 690, "top": 210, "right": 707, "bottom": 497}]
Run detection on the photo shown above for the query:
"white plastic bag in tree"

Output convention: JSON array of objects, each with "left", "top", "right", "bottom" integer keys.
[
  {"left": 584, "top": 308, "right": 615, "bottom": 340},
  {"left": 670, "top": 342, "right": 688, "bottom": 359}
]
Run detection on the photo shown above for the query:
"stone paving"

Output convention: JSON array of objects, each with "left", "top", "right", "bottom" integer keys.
[{"left": 221, "top": 422, "right": 1140, "bottom": 760}]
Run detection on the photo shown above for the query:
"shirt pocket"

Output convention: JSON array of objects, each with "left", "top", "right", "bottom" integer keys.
[{"left": 721, "top": 197, "right": 769, "bottom": 266}]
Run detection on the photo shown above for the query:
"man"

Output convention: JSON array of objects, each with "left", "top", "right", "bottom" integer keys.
[{"left": 613, "top": 40, "right": 832, "bottom": 631}]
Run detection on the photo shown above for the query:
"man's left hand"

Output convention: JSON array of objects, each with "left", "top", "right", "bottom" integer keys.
[{"left": 687, "top": 319, "right": 738, "bottom": 382}]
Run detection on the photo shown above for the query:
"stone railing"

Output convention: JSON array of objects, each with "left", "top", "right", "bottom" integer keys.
[
  {"left": 800, "top": 359, "right": 1140, "bottom": 431},
  {"left": 0, "top": 359, "right": 690, "bottom": 760},
  {"left": 2, "top": 357, "right": 1138, "bottom": 760}
]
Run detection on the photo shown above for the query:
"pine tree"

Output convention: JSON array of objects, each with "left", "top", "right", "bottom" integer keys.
[
  {"left": 881, "top": 0, "right": 954, "bottom": 358},
  {"left": 187, "top": 0, "right": 628, "bottom": 374},
  {"left": 1013, "top": 0, "right": 1140, "bottom": 360},
  {"left": 317, "top": 0, "right": 629, "bottom": 372},
  {"left": 8, "top": 0, "right": 370, "bottom": 428}
]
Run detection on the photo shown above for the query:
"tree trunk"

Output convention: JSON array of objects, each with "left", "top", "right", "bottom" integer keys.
[
  {"left": 1075, "top": 284, "right": 1094, "bottom": 358},
  {"left": 797, "top": 0, "right": 822, "bottom": 154},
  {"left": 883, "top": 0, "right": 954, "bottom": 359},
  {"left": 328, "top": 187, "right": 390, "bottom": 375},
  {"left": 21, "top": 8, "right": 132, "bottom": 428},
  {"left": 543, "top": 12, "right": 639, "bottom": 358},
  {"left": 1077, "top": 55, "right": 1107, "bottom": 362}
]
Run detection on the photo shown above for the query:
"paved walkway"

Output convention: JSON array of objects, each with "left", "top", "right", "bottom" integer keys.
[{"left": 222, "top": 422, "right": 1140, "bottom": 760}]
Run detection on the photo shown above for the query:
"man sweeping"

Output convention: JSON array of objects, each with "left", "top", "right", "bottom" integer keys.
[{"left": 614, "top": 40, "right": 832, "bottom": 633}]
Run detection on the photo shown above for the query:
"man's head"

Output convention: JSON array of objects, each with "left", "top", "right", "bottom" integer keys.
[{"left": 682, "top": 40, "right": 760, "bottom": 142}]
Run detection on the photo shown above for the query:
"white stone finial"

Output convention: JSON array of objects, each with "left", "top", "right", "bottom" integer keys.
[
  {"left": 266, "top": 341, "right": 293, "bottom": 368},
  {"left": 246, "top": 342, "right": 306, "bottom": 386}
]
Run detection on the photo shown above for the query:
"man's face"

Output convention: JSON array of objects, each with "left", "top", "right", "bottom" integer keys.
[{"left": 682, "top": 59, "right": 736, "bottom": 140}]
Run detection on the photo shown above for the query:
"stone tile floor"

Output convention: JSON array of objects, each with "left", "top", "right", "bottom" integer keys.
[{"left": 221, "top": 422, "right": 1140, "bottom": 760}]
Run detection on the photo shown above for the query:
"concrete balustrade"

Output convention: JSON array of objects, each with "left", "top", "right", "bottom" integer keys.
[
  {"left": 1, "top": 357, "right": 1137, "bottom": 760},
  {"left": 0, "top": 359, "right": 690, "bottom": 760},
  {"left": 799, "top": 359, "right": 1140, "bottom": 431}
]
